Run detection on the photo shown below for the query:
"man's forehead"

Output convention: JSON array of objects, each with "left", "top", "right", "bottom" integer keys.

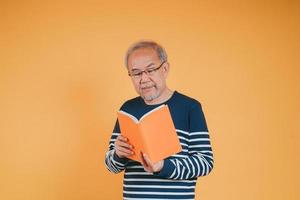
[
  {"left": 130, "top": 48, "right": 159, "bottom": 60},
  {"left": 128, "top": 48, "right": 159, "bottom": 68}
]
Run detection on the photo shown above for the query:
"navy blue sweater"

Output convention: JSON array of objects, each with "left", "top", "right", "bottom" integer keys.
[{"left": 105, "top": 91, "right": 214, "bottom": 199}]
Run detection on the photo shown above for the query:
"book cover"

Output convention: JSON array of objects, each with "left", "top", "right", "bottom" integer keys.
[{"left": 117, "top": 104, "right": 182, "bottom": 163}]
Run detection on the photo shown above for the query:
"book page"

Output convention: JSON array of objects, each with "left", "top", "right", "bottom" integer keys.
[
  {"left": 139, "top": 105, "right": 182, "bottom": 163},
  {"left": 139, "top": 104, "right": 165, "bottom": 122},
  {"left": 117, "top": 112, "right": 145, "bottom": 162},
  {"left": 118, "top": 110, "right": 139, "bottom": 123}
]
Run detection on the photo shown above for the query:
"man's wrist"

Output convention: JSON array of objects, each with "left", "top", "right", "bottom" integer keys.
[
  {"left": 154, "top": 160, "right": 164, "bottom": 172},
  {"left": 153, "top": 159, "right": 174, "bottom": 177},
  {"left": 113, "top": 150, "right": 129, "bottom": 163}
]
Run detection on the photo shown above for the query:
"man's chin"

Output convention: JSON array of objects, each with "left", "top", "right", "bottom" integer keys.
[
  {"left": 143, "top": 96, "right": 154, "bottom": 101},
  {"left": 142, "top": 93, "right": 159, "bottom": 102}
]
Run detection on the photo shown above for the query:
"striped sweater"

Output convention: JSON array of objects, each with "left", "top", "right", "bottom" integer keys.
[{"left": 105, "top": 91, "right": 214, "bottom": 200}]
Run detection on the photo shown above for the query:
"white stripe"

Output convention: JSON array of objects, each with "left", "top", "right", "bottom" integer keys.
[
  {"left": 189, "top": 138, "right": 210, "bottom": 142},
  {"left": 189, "top": 131, "right": 209, "bottom": 136},
  {"left": 200, "top": 150, "right": 213, "bottom": 153},
  {"left": 198, "top": 154, "right": 209, "bottom": 175},
  {"left": 180, "top": 143, "right": 188, "bottom": 147},
  {"left": 124, "top": 191, "right": 195, "bottom": 195},
  {"left": 203, "top": 158, "right": 210, "bottom": 175},
  {"left": 188, "top": 158, "right": 196, "bottom": 178},
  {"left": 125, "top": 172, "right": 152, "bottom": 175},
  {"left": 182, "top": 159, "right": 191, "bottom": 179},
  {"left": 112, "top": 159, "right": 126, "bottom": 167},
  {"left": 176, "top": 129, "right": 189, "bottom": 135},
  {"left": 105, "top": 151, "right": 116, "bottom": 172},
  {"left": 198, "top": 155, "right": 206, "bottom": 176},
  {"left": 189, "top": 144, "right": 211, "bottom": 148},
  {"left": 123, "top": 184, "right": 195, "bottom": 189},
  {"left": 200, "top": 153, "right": 212, "bottom": 166},
  {"left": 109, "top": 156, "right": 119, "bottom": 172},
  {"left": 170, "top": 154, "right": 189, "bottom": 159},
  {"left": 124, "top": 178, "right": 196, "bottom": 183},
  {"left": 192, "top": 156, "right": 200, "bottom": 177},
  {"left": 190, "top": 150, "right": 213, "bottom": 154},
  {"left": 104, "top": 157, "right": 114, "bottom": 173},
  {"left": 202, "top": 154, "right": 214, "bottom": 160},
  {"left": 192, "top": 154, "right": 202, "bottom": 177},
  {"left": 201, "top": 155, "right": 212, "bottom": 174},
  {"left": 174, "top": 160, "right": 182, "bottom": 179},
  {"left": 110, "top": 150, "right": 126, "bottom": 172},
  {"left": 180, "top": 167, "right": 185, "bottom": 180},
  {"left": 169, "top": 160, "right": 177, "bottom": 179},
  {"left": 178, "top": 136, "right": 189, "bottom": 142}
]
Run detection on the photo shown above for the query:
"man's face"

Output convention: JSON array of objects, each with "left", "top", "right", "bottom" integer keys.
[{"left": 127, "top": 48, "right": 169, "bottom": 104}]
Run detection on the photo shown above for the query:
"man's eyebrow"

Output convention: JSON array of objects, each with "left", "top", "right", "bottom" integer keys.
[{"left": 131, "top": 63, "right": 155, "bottom": 71}]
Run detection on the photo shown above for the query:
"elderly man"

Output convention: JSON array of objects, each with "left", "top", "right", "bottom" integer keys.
[{"left": 105, "top": 40, "right": 214, "bottom": 200}]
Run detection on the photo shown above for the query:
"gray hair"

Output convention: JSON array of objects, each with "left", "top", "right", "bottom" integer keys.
[{"left": 125, "top": 40, "right": 168, "bottom": 68}]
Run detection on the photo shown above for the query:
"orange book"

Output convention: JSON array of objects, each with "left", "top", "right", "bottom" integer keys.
[{"left": 117, "top": 104, "right": 182, "bottom": 163}]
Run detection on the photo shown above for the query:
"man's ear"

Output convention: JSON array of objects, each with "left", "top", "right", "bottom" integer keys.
[
  {"left": 163, "top": 62, "right": 170, "bottom": 72},
  {"left": 162, "top": 62, "right": 170, "bottom": 78}
]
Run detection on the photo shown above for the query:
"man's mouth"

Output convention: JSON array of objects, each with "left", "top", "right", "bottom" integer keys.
[
  {"left": 142, "top": 86, "right": 153, "bottom": 89},
  {"left": 141, "top": 85, "right": 155, "bottom": 91}
]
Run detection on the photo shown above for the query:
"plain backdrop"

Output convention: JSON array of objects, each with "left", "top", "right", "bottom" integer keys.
[{"left": 1, "top": 1, "right": 299, "bottom": 200}]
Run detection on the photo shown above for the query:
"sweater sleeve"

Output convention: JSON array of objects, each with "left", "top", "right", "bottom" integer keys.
[
  {"left": 155, "top": 102, "right": 214, "bottom": 179},
  {"left": 104, "top": 119, "right": 129, "bottom": 173}
]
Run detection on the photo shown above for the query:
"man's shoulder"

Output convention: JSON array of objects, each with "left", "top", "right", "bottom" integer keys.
[
  {"left": 174, "top": 91, "right": 202, "bottom": 107},
  {"left": 119, "top": 96, "right": 142, "bottom": 110}
]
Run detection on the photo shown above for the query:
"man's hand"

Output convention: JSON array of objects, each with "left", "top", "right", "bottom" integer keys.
[
  {"left": 141, "top": 153, "right": 164, "bottom": 173},
  {"left": 115, "top": 135, "right": 134, "bottom": 158}
]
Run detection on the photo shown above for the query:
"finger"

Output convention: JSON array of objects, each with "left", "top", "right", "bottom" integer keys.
[
  {"left": 115, "top": 140, "right": 133, "bottom": 150},
  {"left": 116, "top": 149, "right": 134, "bottom": 158},
  {"left": 117, "top": 146, "right": 134, "bottom": 155},
  {"left": 140, "top": 152, "right": 146, "bottom": 166},
  {"left": 118, "top": 135, "right": 128, "bottom": 142},
  {"left": 116, "top": 141, "right": 132, "bottom": 149},
  {"left": 142, "top": 153, "right": 153, "bottom": 167},
  {"left": 116, "top": 151, "right": 132, "bottom": 158},
  {"left": 141, "top": 152, "right": 153, "bottom": 169},
  {"left": 140, "top": 152, "right": 151, "bottom": 172}
]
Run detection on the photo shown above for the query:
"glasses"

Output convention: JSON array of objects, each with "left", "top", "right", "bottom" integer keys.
[{"left": 128, "top": 61, "right": 165, "bottom": 79}]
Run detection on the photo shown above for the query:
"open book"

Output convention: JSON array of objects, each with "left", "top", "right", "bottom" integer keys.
[{"left": 117, "top": 104, "right": 182, "bottom": 163}]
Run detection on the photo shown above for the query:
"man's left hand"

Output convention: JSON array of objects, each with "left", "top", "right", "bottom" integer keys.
[{"left": 140, "top": 153, "right": 164, "bottom": 173}]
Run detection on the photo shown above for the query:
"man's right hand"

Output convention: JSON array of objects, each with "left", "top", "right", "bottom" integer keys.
[{"left": 114, "top": 135, "right": 134, "bottom": 158}]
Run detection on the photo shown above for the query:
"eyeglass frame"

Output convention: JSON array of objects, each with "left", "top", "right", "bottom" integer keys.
[{"left": 128, "top": 61, "right": 166, "bottom": 79}]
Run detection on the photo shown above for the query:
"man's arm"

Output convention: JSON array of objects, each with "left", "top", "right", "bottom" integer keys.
[
  {"left": 104, "top": 120, "right": 130, "bottom": 173},
  {"left": 154, "top": 102, "right": 214, "bottom": 180},
  {"left": 155, "top": 133, "right": 213, "bottom": 179}
]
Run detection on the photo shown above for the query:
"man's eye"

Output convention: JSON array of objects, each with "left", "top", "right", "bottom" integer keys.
[
  {"left": 147, "top": 69, "right": 156, "bottom": 73},
  {"left": 133, "top": 71, "right": 142, "bottom": 76}
]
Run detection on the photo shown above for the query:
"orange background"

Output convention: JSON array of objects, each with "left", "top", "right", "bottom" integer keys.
[{"left": 0, "top": 1, "right": 299, "bottom": 200}]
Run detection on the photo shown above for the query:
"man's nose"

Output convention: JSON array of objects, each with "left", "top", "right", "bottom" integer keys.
[{"left": 140, "top": 71, "right": 151, "bottom": 82}]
